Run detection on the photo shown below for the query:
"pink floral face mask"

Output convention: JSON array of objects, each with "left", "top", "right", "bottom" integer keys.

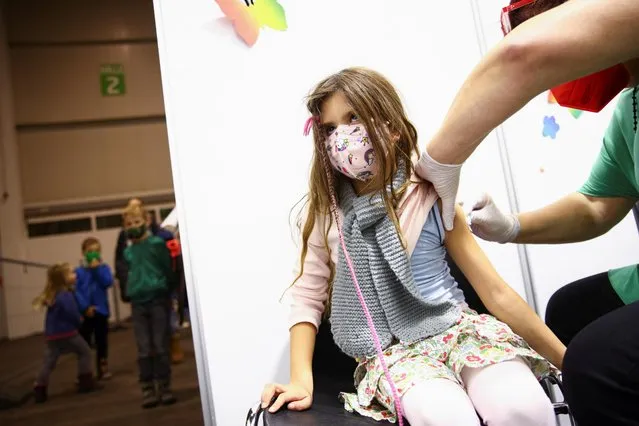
[{"left": 325, "top": 124, "right": 378, "bottom": 181}]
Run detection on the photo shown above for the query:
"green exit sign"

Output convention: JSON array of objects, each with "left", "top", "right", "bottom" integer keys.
[{"left": 100, "top": 64, "right": 126, "bottom": 96}]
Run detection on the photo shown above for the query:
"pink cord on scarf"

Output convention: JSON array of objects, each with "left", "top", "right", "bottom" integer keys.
[
  {"left": 330, "top": 206, "right": 405, "bottom": 425},
  {"left": 304, "top": 117, "right": 404, "bottom": 425}
]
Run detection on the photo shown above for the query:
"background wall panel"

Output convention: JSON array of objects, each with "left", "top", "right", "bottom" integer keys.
[
  {"left": 18, "top": 122, "right": 172, "bottom": 204},
  {"left": 11, "top": 43, "right": 164, "bottom": 125},
  {"left": 6, "top": 0, "right": 156, "bottom": 43},
  {"left": 4, "top": 0, "right": 172, "bottom": 207}
]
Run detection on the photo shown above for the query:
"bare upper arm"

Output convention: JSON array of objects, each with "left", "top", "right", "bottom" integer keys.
[
  {"left": 442, "top": 203, "right": 481, "bottom": 260},
  {"left": 583, "top": 194, "right": 637, "bottom": 233},
  {"left": 504, "top": 0, "right": 639, "bottom": 94},
  {"left": 443, "top": 204, "right": 508, "bottom": 300}
]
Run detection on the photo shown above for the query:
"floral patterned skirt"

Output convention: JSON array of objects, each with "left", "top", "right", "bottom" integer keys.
[{"left": 339, "top": 309, "right": 557, "bottom": 423}]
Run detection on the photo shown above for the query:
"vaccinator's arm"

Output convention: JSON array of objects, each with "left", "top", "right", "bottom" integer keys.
[{"left": 427, "top": 0, "right": 639, "bottom": 165}]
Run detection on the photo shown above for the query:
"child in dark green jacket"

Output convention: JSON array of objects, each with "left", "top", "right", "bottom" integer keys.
[{"left": 123, "top": 204, "right": 177, "bottom": 408}]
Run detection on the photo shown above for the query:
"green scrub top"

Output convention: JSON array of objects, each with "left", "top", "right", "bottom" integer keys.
[{"left": 579, "top": 87, "right": 639, "bottom": 304}]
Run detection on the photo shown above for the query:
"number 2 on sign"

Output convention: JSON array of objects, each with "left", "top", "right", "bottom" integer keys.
[{"left": 106, "top": 76, "right": 121, "bottom": 95}]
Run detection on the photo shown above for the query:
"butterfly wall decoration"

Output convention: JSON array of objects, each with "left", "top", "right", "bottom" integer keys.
[{"left": 214, "top": 0, "right": 288, "bottom": 47}]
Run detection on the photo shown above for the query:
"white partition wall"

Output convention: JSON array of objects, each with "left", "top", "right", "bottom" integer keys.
[{"left": 153, "top": 1, "right": 526, "bottom": 424}]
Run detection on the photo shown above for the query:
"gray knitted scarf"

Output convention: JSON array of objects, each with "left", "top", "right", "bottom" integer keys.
[{"left": 330, "top": 165, "right": 461, "bottom": 359}]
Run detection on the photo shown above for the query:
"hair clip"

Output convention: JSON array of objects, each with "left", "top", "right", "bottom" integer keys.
[{"left": 303, "top": 116, "right": 318, "bottom": 136}]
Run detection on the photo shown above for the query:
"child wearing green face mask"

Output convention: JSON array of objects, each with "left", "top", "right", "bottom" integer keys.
[
  {"left": 123, "top": 204, "right": 178, "bottom": 408},
  {"left": 74, "top": 237, "right": 114, "bottom": 380}
]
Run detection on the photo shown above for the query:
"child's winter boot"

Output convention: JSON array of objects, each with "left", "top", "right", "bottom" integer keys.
[
  {"left": 141, "top": 381, "right": 159, "bottom": 409},
  {"left": 158, "top": 380, "right": 177, "bottom": 406}
]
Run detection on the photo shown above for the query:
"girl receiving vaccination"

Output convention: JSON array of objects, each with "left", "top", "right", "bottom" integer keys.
[
  {"left": 261, "top": 68, "right": 566, "bottom": 426},
  {"left": 33, "top": 263, "right": 98, "bottom": 403}
]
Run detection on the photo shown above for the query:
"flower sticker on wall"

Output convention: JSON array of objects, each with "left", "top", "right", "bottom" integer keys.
[
  {"left": 542, "top": 116, "right": 560, "bottom": 139},
  {"left": 214, "top": 0, "right": 287, "bottom": 47}
]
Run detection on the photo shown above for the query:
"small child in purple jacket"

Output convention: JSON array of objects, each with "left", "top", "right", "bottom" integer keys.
[{"left": 32, "top": 263, "right": 99, "bottom": 403}]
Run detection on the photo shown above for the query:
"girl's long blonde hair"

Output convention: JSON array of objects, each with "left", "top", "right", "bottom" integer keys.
[
  {"left": 292, "top": 67, "right": 420, "bottom": 315},
  {"left": 33, "top": 263, "right": 72, "bottom": 309}
]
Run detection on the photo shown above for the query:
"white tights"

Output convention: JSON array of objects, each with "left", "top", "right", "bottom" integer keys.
[{"left": 401, "top": 358, "right": 555, "bottom": 426}]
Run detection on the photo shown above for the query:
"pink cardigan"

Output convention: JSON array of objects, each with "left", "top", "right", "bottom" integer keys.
[{"left": 287, "top": 176, "right": 440, "bottom": 331}]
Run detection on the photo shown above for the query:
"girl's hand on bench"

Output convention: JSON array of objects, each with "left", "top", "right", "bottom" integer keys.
[{"left": 261, "top": 382, "right": 313, "bottom": 413}]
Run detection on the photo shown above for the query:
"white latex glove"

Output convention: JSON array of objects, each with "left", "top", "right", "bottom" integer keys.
[
  {"left": 468, "top": 193, "right": 520, "bottom": 243},
  {"left": 415, "top": 149, "right": 462, "bottom": 231}
]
